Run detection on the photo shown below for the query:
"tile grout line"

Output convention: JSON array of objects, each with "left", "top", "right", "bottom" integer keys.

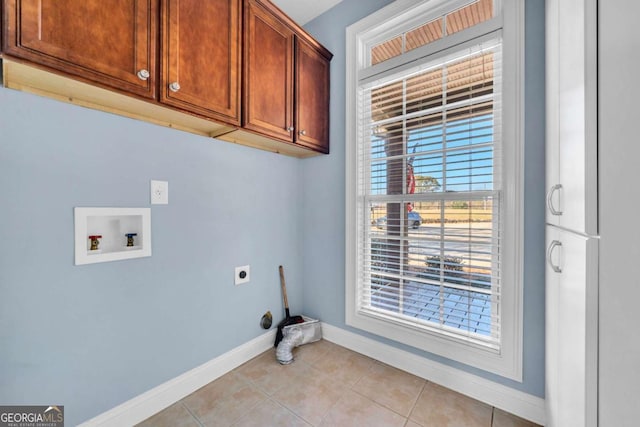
[
  {"left": 179, "top": 402, "right": 205, "bottom": 427},
  {"left": 305, "top": 351, "right": 346, "bottom": 427},
  {"left": 349, "top": 358, "right": 428, "bottom": 423},
  {"left": 284, "top": 343, "right": 373, "bottom": 426},
  {"left": 406, "top": 379, "right": 428, "bottom": 426},
  {"left": 229, "top": 387, "right": 271, "bottom": 426},
  {"left": 266, "top": 396, "right": 313, "bottom": 427},
  {"left": 257, "top": 350, "right": 336, "bottom": 426},
  {"left": 350, "top": 387, "right": 413, "bottom": 426},
  {"left": 314, "top": 375, "right": 352, "bottom": 427},
  {"left": 345, "top": 357, "right": 416, "bottom": 425}
]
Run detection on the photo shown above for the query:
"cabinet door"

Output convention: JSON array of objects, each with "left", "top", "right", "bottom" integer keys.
[
  {"left": 161, "top": 0, "right": 241, "bottom": 125},
  {"left": 3, "top": 0, "right": 157, "bottom": 98},
  {"left": 545, "top": 0, "right": 597, "bottom": 234},
  {"left": 545, "top": 0, "right": 560, "bottom": 224},
  {"left": 243, "top": 0, "right": 294, "bottom": 142},
  {"left": 295, "top": 37, "right": 330, "bottom": 153},
  {"left": 545, "top": 226, "right": 598, "bottom": 427}
]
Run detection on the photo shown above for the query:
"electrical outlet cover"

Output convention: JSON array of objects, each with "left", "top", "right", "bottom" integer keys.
[
  {"left": 235, "top": 265, "right": 250, "bottom": 285},
  {"left": 151, "top": 180, "right": 169, "bottom": 205}
]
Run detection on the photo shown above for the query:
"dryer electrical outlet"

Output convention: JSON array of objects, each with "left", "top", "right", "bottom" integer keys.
[{"left": 235, "top": 265, "right": 250, "bottom": 285}]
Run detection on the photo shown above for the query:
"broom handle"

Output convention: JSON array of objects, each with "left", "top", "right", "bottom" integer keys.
[{"left": 279, "top": 265, "right": 290, "bottom": 314}]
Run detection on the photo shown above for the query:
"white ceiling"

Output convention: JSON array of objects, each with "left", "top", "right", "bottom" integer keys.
[{"left": 271, "top": 0, "right": 344, "bottom": 25}]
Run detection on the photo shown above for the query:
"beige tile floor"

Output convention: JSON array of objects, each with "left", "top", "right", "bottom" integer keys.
[{"left": 137, "top": 340, "right": 540, "bottom": 427}]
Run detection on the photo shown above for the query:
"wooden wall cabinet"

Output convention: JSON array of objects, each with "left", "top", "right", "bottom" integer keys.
[
  {"left": 295, "top": 36, "right": 330, "bottom": 153},
  {"left": 3, "top": 0, "right": 158, "bottom": 99},
  {"left": 1, "top": 0, "right": 332, "bottom": 157},
  {"left": 221, "top": 0, "right": 331, "bottom": 155},
  {"left": 243, "top": 0, "right": 294, "bottom": 142},
  {"left": 3, "top": 0, "right": 240, "bottom": 125},
  {"left": 160, "top": 0, "right": 241, "bottom": 125}
]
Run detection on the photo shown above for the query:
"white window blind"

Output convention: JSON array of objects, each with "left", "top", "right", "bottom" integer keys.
[{"left": 356, "top": 37, "right": 503, "bottom": 349}]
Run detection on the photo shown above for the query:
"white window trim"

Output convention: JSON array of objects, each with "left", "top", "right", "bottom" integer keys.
[{"left": 345, "top": 0, "right": 524, "bottom": 381}]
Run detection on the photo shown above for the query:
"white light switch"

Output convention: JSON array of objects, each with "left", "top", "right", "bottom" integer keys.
[{"left": 151, "top": 180, "right": 169, "bottom": 205}]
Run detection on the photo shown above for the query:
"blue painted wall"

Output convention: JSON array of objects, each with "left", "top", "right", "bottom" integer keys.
[
  {"left": 0, "top": 87, "right": 303, "bottom": 425},
  {"left": 302, "top": 0, "right": 545, "bottom": 397}
]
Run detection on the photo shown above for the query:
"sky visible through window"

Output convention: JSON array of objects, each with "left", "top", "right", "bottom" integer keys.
[{"left": 370, "top": 114, "right": 494, "bottom": 195}]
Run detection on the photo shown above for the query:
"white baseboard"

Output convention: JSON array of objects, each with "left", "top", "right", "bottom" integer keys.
[
  {"left": 321, "top": 322, "right": 546, "bottom": 426},
  {"left": 78, "top": 329, "right": 276, "bottom": 427},
  {"left": 79, "top": 323, "right": 545, "bottom": 426}
]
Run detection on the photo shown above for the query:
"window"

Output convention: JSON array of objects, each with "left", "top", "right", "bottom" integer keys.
[
  {"left": 370, "top": 0, "right": 495, "bottom": 64},
  {"left": 346, "top": 0, "right": 524, "bottom": 380}
]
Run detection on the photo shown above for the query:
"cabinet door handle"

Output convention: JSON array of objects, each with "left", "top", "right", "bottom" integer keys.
[
  {"left": 137, "top": 69, "right": 150, "bottom": 81},
  {"left": 287, "top": 126, "right": 294, "bottom": 132},
  {"left": 547, "top": 240, "right": 562, "bottom": 273},
  {"left": 546, "top": 184, "right": 563, "bottom": 216},
  {"left": 169, "top": 82, "right": 181, "bottom": 92},
  {"left": 299, "top": 130, "right": 307, "bottom": 136}
]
